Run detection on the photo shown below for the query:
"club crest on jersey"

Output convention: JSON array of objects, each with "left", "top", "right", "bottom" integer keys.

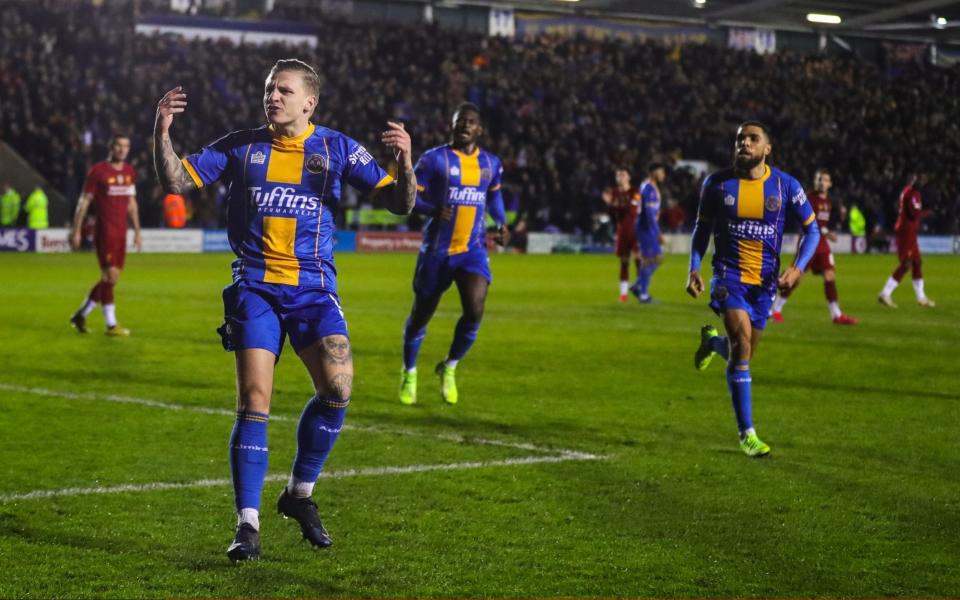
[
  {"left": 450, "top": 166, "right": 460, "bottom": 177},
  {"left": 765, "top": 196, "right": 781, "bottom": 212},
  {"left": 306, "top": 153, "right": 327, "bottom": 174},
  {"left": 480, "top": 168, "right": 492, "bottom": 181},
  {"left": 724, "top": 194, "right": 736, "bottom": 206},
  {"left": 250, "top": 150, "right": 266, "bottom": 165}
]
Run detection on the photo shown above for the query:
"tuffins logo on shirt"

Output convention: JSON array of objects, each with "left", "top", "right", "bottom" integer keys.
[
  {"left": 250, "top": 150, "right": 266, "bottom": 165},
  {"left": 765, "top": 195, "right": 781, "bottom": 212},
  {"left": 306, "top": 153, "right": 327, "bottom": 174},
  {"left": 728, "top": 220, "right": 777, "bottom": 240},
  {"left": 724, "top": 194, "right": 736, "bottom": 206},
  {"left": 348, "top": 145, "right": 373, "bottom": 166},
  {"left": 248, "top": 186, "right": 319, "bottom": 214},
  {"left": 447, "top": 186, "right": 486, "bottom": 205}
]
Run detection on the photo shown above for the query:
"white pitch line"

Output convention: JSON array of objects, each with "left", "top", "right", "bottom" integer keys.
[
  {"left": 0, "top": 383, "right": 605, "bottom": 457},
  {"left": 0, "top": 452, "right": 605, "bottom": 503}
]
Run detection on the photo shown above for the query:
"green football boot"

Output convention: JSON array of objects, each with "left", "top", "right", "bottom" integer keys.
[
  {"left": 739, "top": 432, "right": 771, "bottom": 458},
  {"left": 399, "top": 369, "right": 417, "bottom": 405},
  {"left": 694, "top": 324, "right": 720, "bottom": 371},
  {"left": 435, "top": 361, "right": 458, "bottom": 405}
]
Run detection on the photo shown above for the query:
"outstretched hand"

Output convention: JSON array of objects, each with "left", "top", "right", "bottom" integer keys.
[
  {"left": 156, "top": 86, "right": 187, "bottom": 134},
  {"left": 381, "top": 121, "right": 413, "bottom": 170}
]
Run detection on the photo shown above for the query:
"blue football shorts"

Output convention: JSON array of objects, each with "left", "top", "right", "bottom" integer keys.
[
  {"left": 637, "top": 232, "right": 662, "bottom": 258},
  {"left": 708, "top": 278, "right": 775, "bottom": 330},
  {"left": 218, "top": 279, "right": 348, "bottom": 358},
  {"left": 412, "top": 248, "right": 492, "bottom": 298}
]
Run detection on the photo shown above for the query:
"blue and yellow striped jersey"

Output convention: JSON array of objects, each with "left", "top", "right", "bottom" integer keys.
[
  {"left": 414, "top": 144, "right": 505, "bottom": 256},
  {"left": 696, "top": 165, "right": 816, "bottom": 289},
  {"left": 637, "top": 180, "right": 661, "bottom": 237},
  {"left": 182, "top": 124, "right": 392, "bottom": 291}
]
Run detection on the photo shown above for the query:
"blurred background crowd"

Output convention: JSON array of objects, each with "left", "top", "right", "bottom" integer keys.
[{"left": 1, "top": 0, "right": 957, "bottom": 238}]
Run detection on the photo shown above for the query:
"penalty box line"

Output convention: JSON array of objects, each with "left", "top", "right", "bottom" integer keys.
[
  {"left": 0, "top": 383, "right": 608, "bottom": 503},
  {"left": 0, "top": 454, "right": 604, "bottom": 503},
  {"left": 0, "top": 383, "right": 593, "bottom": 456}
]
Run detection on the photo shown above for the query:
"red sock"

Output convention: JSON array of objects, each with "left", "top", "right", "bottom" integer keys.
[
  {"left": 824, "top": 280, "right": 838, "bottom": 303},
  {"left": 88, "top": 282, "right": 102, "bottom": 304},
  {"left": 101, "top": 282, "right": 115, "bottom": 304},
  {"left": 619, "top": 261, "right": 628, "bottom": 282},
  {"left": 892, "top": 262, "right": 909, "bottom": 281},
  {"left": 912, "top": 259, "right": 923, "bottom": 280}
]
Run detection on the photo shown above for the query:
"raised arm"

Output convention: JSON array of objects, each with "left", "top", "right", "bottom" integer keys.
[
  {"left": 153, "top": 86, "right": 197, "bottom": 195},
  {"left": 380, "top": 121, "right": 416, "bottom": 215}
]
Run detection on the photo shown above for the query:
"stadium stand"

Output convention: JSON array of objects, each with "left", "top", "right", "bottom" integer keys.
[{"left": 0, "top": 0, "right": 957, "bottom": 234}]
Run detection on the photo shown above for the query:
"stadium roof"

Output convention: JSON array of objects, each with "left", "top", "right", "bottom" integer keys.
[{"left": 478, "top": 0, "right": 960, "bottom": 43}]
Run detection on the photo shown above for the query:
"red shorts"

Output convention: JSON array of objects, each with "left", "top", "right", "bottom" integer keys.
[
  {"left": 615, "top": 227, "right": 637, "bottom": 258},
  {"left": 896, "top": 236, "right": 920, "bottom": 262},
  {"left": 806, "top": 251, "right": 834, "bottom": 275},
  {"left": 96, "top": 236, "right": 127, "bottom": 269}
]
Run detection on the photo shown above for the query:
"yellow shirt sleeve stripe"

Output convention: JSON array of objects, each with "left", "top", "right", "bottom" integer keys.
[
  {"left": 375, "top": 174, "right": 395, "bottom": 189},
  {"left": 181, "top": 158, "right": 204, "bottom": 189},
  {"left": 803, "top": 213, "right": 816, "bottom": 226}
]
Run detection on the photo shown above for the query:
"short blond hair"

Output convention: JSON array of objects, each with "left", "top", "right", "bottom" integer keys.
[{"left": 268, "top": 58, "right": 320, "bottom": 98}]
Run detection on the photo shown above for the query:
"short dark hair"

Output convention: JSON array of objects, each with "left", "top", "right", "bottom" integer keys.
[
  {"left": 814, "top": 167, "right": 831, "bottom": 178},
  {"left": 109, "top": 134, "right": 130, "bottom": 146},
  {"left": 269, "top": 58, "right": 321, "bottom": 98},
  {"left": 454, "top": 102, "right": 482, "bottom": 123},
  {"left": 738, "top": 120, "right": 772, "bottom": 141},
  {"left": 648, "top": 162, "right": 667, "bottom": 173}
]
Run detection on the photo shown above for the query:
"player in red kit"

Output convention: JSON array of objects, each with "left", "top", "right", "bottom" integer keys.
[
  {"left": 602, "top": 168, "right": 641, "bottom": 302},
  {"left": 878, "top": 174, "right": 935, "bottom": 308},
  {"left": 770, "top": 169, "right": 857, "bottom": 324},
  {"left": 69, "top": 134, "right": 143, "bottom": 335}
]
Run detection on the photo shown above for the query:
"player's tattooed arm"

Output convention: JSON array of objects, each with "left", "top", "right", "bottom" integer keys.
[
  {"left": 153, "top": 86, "right": 196, "bottom": 194},
  {"left": 380, "top": 121, "right": 416, "bottom": 215},
  {"left": 153, "top": 134, "right": 196, "bottom": 194}
]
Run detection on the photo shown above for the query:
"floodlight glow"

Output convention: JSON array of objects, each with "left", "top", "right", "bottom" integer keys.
[
  {"left": 937, "top": 17, "right": 947, "bottom": 26},
  {"left": 807, "top": 13, "right": 842, "bottom": 25}
]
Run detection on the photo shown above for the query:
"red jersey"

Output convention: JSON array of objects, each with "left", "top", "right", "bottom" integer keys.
[
  {"left": 83, "top": 161, "right": 136, "bottom": 242},
  {"left": 808, "top": 191, "right": 832, "bottom": 254},
  {"left": 894, "top": 185, "right": 922, "bottom": 239},
  {"left": 607, "top": 186, "right": 640, "bottom": 231}
]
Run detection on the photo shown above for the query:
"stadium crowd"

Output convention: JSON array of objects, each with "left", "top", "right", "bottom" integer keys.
[{"left": 1, "top": 0, "right": 958, "bottom": 235}]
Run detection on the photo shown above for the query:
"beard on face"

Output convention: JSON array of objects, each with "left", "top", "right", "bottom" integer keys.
[{"left": 734, "top": 151, "right": 764, "bottom": 171}]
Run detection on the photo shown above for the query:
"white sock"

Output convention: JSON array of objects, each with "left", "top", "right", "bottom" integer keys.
[
  {"left": 237, "top": 508, "right": 260, "bottom": 531},
  {"left": 881, "top": 277, "right": 899, "bottom": 298},
  {"left": 912, "top": 278, "right": 926, "bottom": 301},
  {"left": 740, "top": 427, "right": 756, "bottom": 439},
  {"left": 445, "top": 358, "right": 459, "bottom": 369},
  {"left": 772, "top": 296, "right": 788, "bottom": 313},
  {"left": 828, "top": 301, "right": 842, "bottom": 319},
  {"left": 405, "top": 367, "right": 416, "bottom": 374},
  {"left": 287, "top": 475, "right": 315, "bottom": 499},
  {"left": 79, "top": 300, "right": 97, "bottom": 317},
  {"left": 619, "top": 280, "right": 629, "bottom": 295},
  {"left": 103, "top": 304, "right": 117, "bottom": 328}
]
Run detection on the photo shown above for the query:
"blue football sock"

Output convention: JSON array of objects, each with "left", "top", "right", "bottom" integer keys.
[
  {"left": 639, "top": 263, "right": 659, "bottom": 296},
  {"left": 229, "top": 411, "right": 269, "bottom": 511},
  {"left": 711, "top": 335, "right": 730, "bottom": 360},
  {"left": 292, "top": 395, "right": 348, "bottom": 484},
  {"left": 447, "top": 316, "right": 481, "bottom": 362},
  {"left": 402, "top": 318, "right": 427, "bottom": 370},
  {"left": 726, "top": 362, "right": 753, "bottom": 434}
]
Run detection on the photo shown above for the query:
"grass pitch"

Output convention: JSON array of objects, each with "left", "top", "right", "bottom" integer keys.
[{"left": 0, "top": 251, "right": 957, "bottom": 598}]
